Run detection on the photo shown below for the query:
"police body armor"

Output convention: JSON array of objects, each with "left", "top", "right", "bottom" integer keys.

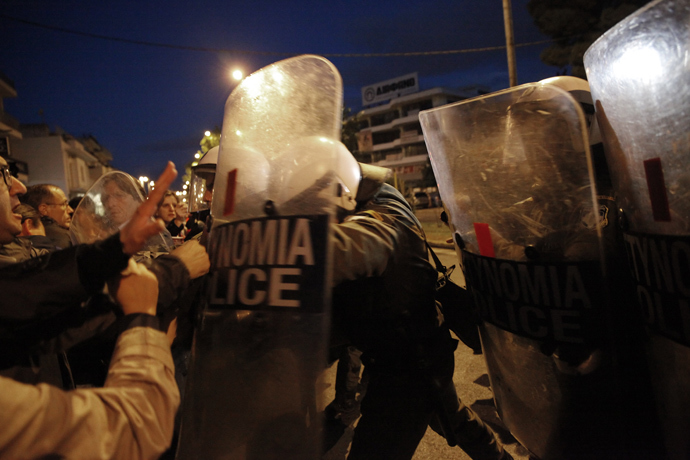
[
  {"left": 420, "top": 83, "right": 660, "bottom": 459},
  {"left": 585, "top": 1, "right": 690, "bottom": 458},
  {"left": 176, "top": 55, "right": 341, "bottom": 459}
]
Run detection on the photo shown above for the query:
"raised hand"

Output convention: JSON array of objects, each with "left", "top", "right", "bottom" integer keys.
[
  {"left": 120, "top": 162, "right": 178, "bottom": 255},
  {"left": 170, "top": 239, "right": 210, "bottom": 279}
]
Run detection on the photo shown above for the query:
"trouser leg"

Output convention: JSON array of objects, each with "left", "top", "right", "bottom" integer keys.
[
  {"left": 431, "top": 381, "right": 509, "bottom": 460},
  {"left": 347, "top": 370, "right": 433, "bottom": 460},
  {"left": 333, "top": 346, "right": 363, "bottom": 408}
]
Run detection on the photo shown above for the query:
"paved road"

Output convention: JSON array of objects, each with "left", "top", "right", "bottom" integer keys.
[{"left": 321, "top": 247, "right": 533, "bottom": 460}]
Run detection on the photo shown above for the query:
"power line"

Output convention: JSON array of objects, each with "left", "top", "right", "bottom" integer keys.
[{"left": 0, "top": 12, "right": 552, "bottom": 58}]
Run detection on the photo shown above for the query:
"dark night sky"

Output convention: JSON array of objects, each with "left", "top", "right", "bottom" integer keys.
[{"left": 0, "top": 0, "right": 555, "bottom": 189}]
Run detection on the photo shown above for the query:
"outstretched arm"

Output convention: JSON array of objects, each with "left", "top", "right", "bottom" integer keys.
[
  {"left": 0, "top": 164, "right": 179, "bottom": 357},
  {"left": 0, "top": 262, "right": 180, "bottom": 460}
]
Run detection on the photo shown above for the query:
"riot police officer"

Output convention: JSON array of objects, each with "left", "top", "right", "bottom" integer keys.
[{"left": 320, "top": 139, "right": 512, "bottom": 460}]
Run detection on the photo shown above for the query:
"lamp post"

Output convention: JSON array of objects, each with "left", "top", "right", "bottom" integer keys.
[{"left": 502, "top": 0, "right": 518, "bottom": 87}]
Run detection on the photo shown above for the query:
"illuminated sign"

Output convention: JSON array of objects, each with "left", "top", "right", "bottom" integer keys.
[{"left": 362, "top": 72, "right": 419, "bottom": 106}]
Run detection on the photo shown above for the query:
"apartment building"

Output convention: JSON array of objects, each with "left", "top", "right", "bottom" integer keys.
[
  {"left": 352, "top": 73, "right": 488, "bottom": 188},
  {"left": 11, "top": 124, "right": 113, "bottom": 198},
  {"left": 0, "top": 71, "right": 28, "bottom": 183},
  {"left": 0, "top": 70, "right": 113, "bottom": 197}
]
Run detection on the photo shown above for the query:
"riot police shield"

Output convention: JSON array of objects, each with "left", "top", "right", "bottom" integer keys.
[
  {"left": 420, "top": 83, "right": 651, "bottom": 459},
  {"left": 70, "top": 171, "right": 172, "bottom": 256},
  {"left": 585, "top": 1, "right": 690, "bottom": 458},
  {"left": 189, "top": 146, "right": 218, "bottom": 214},
  {"left": 176, "top": 55, "right": 341, "bottom": 460}
]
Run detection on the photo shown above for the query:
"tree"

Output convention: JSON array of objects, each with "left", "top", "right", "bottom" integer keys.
[
  {"left": 182, "top": 126, "right": 222, "bottom": 185},
  {"left": 341, "top": 107, "right": 360, "bottom": 154},
  {"left": 200, "top": 126, "right": 221, "bottom": 154},
  {"left": 527, "top": 0, "right": 652, "bottom": 78}
]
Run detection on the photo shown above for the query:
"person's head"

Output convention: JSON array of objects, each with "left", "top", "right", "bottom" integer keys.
[
  {"left": 68, "top": 196, "right": 83, "bottom": 215},
  {"left": 156, "top": 191, "right": 179, "bottom": 224},
  {"left": 22, "top": 184, "right": 73, "bottom": 229},
  {"left": 101, "top": 173, "right": 142, "bottom": 227},
  {"left": 0, "top": 157, "right": 28, "bottom": 244},
  {"left": 15, "top": 204, "right": 45, "bottom": 237},
  {"left": 175, "top": 200, "right": 188, "bottom": 222}
]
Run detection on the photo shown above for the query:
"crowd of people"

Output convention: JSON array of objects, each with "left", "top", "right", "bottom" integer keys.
[{"left": 0, "top": 160, "right": 188, "bottom": 459}]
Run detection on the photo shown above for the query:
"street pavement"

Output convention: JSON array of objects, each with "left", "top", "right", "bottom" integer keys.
[{"left": 321, "top": 205, "right": 534, "bottom": 460}]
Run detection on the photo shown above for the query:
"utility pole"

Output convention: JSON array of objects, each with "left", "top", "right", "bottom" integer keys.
[{"left": 502, "top": 0, "right": 518, "bottom": 87}]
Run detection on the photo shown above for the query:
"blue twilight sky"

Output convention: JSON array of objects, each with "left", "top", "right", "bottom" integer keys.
[{"left": 0, "top": 0, "right": 556, "bottom": 189}]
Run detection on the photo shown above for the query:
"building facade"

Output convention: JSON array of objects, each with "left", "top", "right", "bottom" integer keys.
[
  {"left": 0, "top": 71, "right": 28, "bottom": 183},
  {"left": 10, "top": 125, "right": 113, "bottom": 198},
  {"left": 352, "top": 83, "right": 489, "bottom": 189},
  {"left": 0, "top": 70, "right": 113, "bottom": 198}
]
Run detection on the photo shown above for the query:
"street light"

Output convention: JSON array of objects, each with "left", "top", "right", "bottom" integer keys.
[
  {"left": 232, "top": 69, "right": 243, "bottom": 81},
  {"left": 138, "top": 176, "right": 149, "bottom": 190}
]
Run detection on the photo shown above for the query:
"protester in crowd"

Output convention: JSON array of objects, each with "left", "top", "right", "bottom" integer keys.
[
  {"left": 65, "top": 172, "right": 209, "bottom": 388},
  {"left": 68, "top": 195, "right": 83, "bottom": 215},
  {"left": 156, "top": 191, "right": 178, "bottom": 227},
  {"left": 0, "top": 204, "right": 53, "bottom": 264},
  {"left": 0, "top": 160, "right": 181, "bottom": 460},
  {"left": 157, "top": 191, "right": 188, "bottom": 239},
  {"left": 15, "top": 203, "right": 55, "bottom": 251},
  {"left": 20, "top": 184, "right": 74, "bottom": 249},
  {"left": 0, "top": 202, "right": 64, "bottom": 388}
]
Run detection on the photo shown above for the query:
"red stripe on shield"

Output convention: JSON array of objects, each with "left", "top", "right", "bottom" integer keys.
[
  {"left": 223, "top": 169, "right": 237, "bottom": 217},
  {"left": 643, "top": 158, "right": 671, "bottom": 222},
  {"left": 473, "top": 222, "right": 495, "bottom": 258}
]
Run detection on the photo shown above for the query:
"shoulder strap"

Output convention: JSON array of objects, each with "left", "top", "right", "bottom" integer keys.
[{"left": 425, "top": 241, "right": 445, "bottom": 273}]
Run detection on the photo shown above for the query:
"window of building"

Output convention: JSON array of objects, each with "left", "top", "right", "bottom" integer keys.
[
  {"left": 370, "top": 110, "right": 399, "bottom": 127},
  {"left": 402, "top": 100, "right": 432, "bottom": 117},
  {"left": 403, "top": 144, "right": 428, "bottom": 157},
  {"left": 372, "top": 130, "right": 399, "bottom": 145},
  {"left": 68, "top": 159, "right": 77, "bottom": 189}
]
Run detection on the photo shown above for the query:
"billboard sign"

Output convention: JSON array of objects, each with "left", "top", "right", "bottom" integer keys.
[{"left": 361, "top": 72, "right": 418, "bottom": 106}]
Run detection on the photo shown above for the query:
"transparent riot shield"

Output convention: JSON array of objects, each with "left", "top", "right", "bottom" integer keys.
[
  {"left": 420, "top": 84, "right": 649, "bottom": 459},
  {"left": 70, "top": 171, "right": 172, "bottom": 256},
  {"left": 176, "top": 55, "right": 340, "bottom": 460},
  {"left": 585, "top": 1, "right": 690, "bottom": 458},
  {"left": 189, "top": 146, "right": 218, "bottom": 214}
]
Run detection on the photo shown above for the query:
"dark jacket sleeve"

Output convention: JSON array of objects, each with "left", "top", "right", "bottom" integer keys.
[
  {"left": 0, "top": 233, "right": 130, "bottom": 351},
  {"left": 331, "top": 184, "right": 423, "bottom": 284},
  {"left": 141, "top": 254, "right": 192, "bottom": 330}
]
